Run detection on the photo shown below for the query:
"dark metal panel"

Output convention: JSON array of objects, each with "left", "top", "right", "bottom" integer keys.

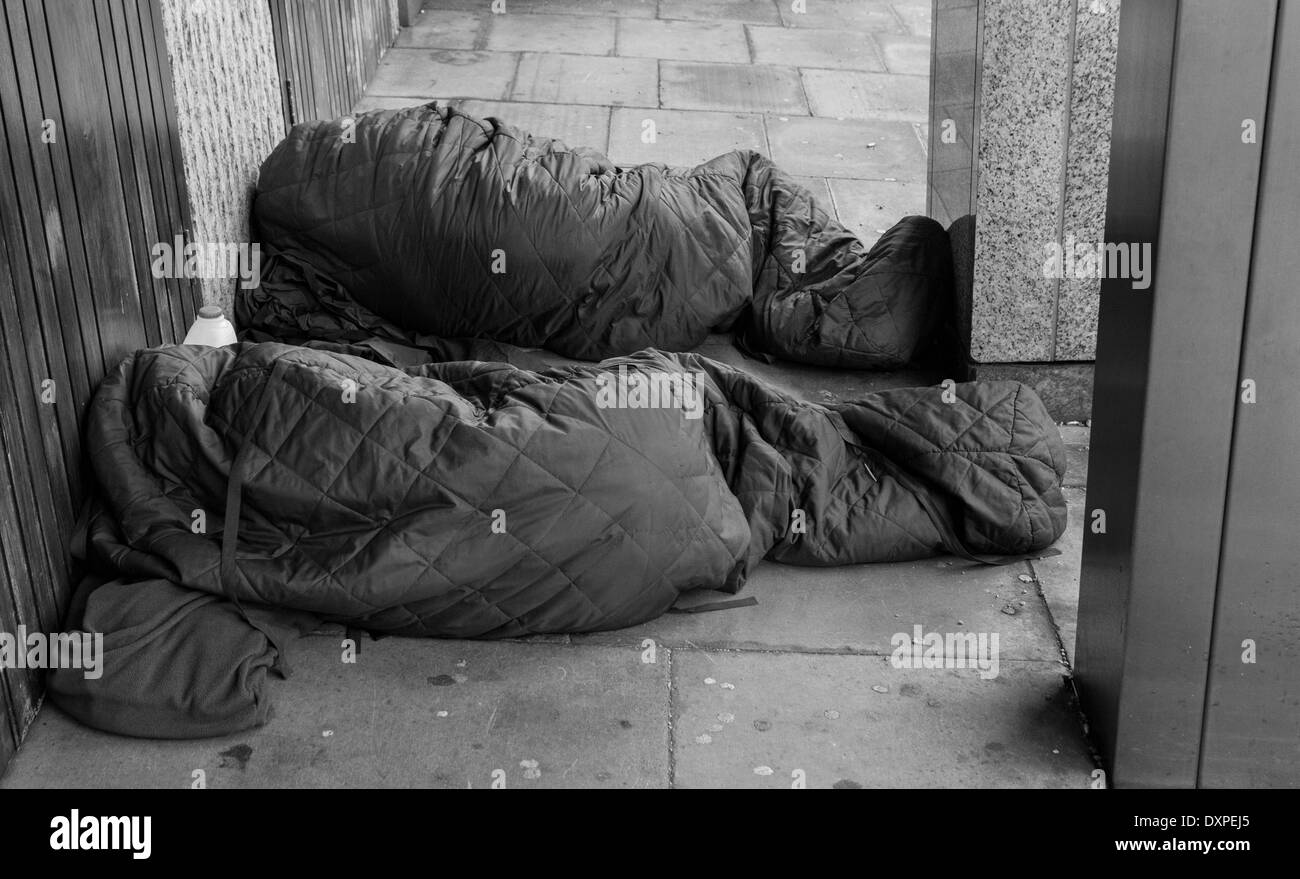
[
  {"left": 1073, "top": 0, "right": 1177, "bottom": 787},
  {"left": 926, "top": 0, "right": 980, "bottom": 226},
  {"left": 1199, "top": 0, "right": 1300, "bottom": 788},
  {"left": 1075, "top": 0, "right": 1276, "bottom": 787}
]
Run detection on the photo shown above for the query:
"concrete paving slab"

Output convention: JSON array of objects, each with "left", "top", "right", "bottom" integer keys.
[
  {"left": 575, "top": 555, "right": 1065, "bottom": 662},
  {"left": 767, "top": 115, "right": 924, "bottom": 179},
  {"left": 615, "top": 17, "right": 751, "bottom": 64},
  {"left": 828, "top": 177, "right": 928, "bottom": 245},
  {"left": 1033, "top": 486, "right": 1085, "bottom": 665},
  {"left": 892, "top": 0, "right": 933, "bottom": 37},
  {"left": 874, "top": 32, "right": 932, "bottom": 75},
  {"left": 793, "top": 175, "right": 833, "bottom": 205},
  {"left": 1, "top": 637, "right": 670, "bottom": 789},
  {"left": 433, "top": 0, "right": 657, "bottom": 16},
  {"left": 747, "top": 26, "right": 885, "bottom": 72},
  {"left": 659, "top": 0, "right": 782, "bottom": 25},
  {"left": 367, "top": 48, "right": 518, "bottom": 100},
  {"left": 607, "top": 107, "right": 765, "bottom": 166},
  {"left": 396, "top": 8, "right": 484, "bottom": 49},
  {"left": 511, "top": 52, "right": 658, "bottom": 106},
  {"left": 802, "top": 68, "right": 929, "bottom": 122},
  {"left": 1058, "top": 423, "right": 1090, "bottom": 488},
  {"left": 671, "top": 651, "right": 1094, "bottom": 788},
  {"left": 779, "top": 0, "right": 904, "bottom": 32},
  {"left": 485, "top": 12, "right": 616, "bottom": 55},
  {"left": 660, "top": 61, "right": 807, "bottom": 113},
  {"left": 456, "top": 100, "right": 612, "bottom": 151}
]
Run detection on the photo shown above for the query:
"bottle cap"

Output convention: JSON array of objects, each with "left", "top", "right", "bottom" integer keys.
[{"left": 198, "top": 305, "right": 224, "bottom": 320}]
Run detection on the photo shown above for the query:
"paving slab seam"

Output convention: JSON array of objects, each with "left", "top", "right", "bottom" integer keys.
[
  {"left": 445, "top": 96, "right": 662, "bottom": 113},
  {"left": 503, "top": 52, "right": 524, "bottom": 100},
  {"left": 1023, "top": 559, "right": 1106, "bottom": 776},
  {"left": 359, "top": 95, "right": 894, "bottom": 130},
  {"left": 1027, "top": 556, "right": 1074, "bottom": 670},
  {"left": 470, "top": 11, "right": 491, "bottom": 51},
  {"left": 741, "top": 22, "right": 759, "bottom": 66},
  {"left": 654, "top": 645, "right": 1073, "bottom": 667},
  {"left": 490, "top": 640, "right": 1074, "bottom": 665},
  {"left": 411, "top": 45, "right": 832, "bottom": 69},
  {"left": 911, "top": 120, "right": 928, "bottom": 155},
  {"left": 665, "top": 644, "right": 677, "bottom": 788},
  {"left": 759, "top": 113, "right": 775, "bottom": 159},
  {"left": 794, "top": 65, "right": 815, "bottom": 122},
  {"left": 1062, "top": 672, "right": 1108, "bottom": 780},
  {"left": 866, "top": 32, "right": 893, "bottom": 73},
  {"left": 885, "top": 2, "right": 910, "bottom": 35}
]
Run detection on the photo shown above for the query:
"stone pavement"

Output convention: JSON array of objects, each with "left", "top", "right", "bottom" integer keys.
[
  {"left": 357, "top": 0, "right": 932, "bottom": 248},
  {"left": 0, "top": 1, "right": 1097, "bottom": 789}
]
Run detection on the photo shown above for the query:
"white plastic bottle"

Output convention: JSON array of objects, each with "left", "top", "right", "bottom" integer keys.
[{"left": 183, "top": 305, "right": 238, "bottom": 347}]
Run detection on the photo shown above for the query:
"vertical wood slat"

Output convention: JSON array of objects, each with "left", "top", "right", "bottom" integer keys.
[
  {"left": 325, "top": 0, "right": 340, "bottom": 114},
  {"left": 43, "top": 0, "right": 150, "bottom": 363},
  {"left": 92, "top": 0, "right": 164, "bottom": 349},
  {"left": 294, "top": 0, "right": 312, "bottom": 122},
  {"left": 268, "top": 0, "right": 397, "bottom": 124},
  {"left": 0, "top": 204, "right": 52, "bottom": 759},
  {"left": 137, "top": 0, "right": 200, "bottom": 330},
  {"left": 109, "top": 0, "right": 182, "bottom": 342},
  {"left": 11, "top": 0, "right": 108, "bottom": 393},
  {"left": 0, "top": 1, "right": 80, "bottom": 631},
  {"left": 0, "top": 123, "right": 70, "bottom": 637},
  {"left": 0, "top": 0, "right": 397, "bottom": 778},
  {"left": 267, "top": 0, "right": 292, "bottom": 130},
  {"left": 0, "top": 0, "right": 200, "bottom": 776},
  {"left": 0, "top": 2, "right": 84, "bottom": 507},
  {"left": 0, "top": 657, "right": 17, "bottom": 777}
]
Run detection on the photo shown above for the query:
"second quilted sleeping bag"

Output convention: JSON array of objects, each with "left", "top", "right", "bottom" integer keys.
[{"left": 251, "top": 103, "right": 951, "bottom": 369}]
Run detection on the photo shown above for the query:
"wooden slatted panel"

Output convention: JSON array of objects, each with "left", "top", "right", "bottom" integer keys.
[
  {"left": 268, "top": 0, "right": 397, "bottom": 127},
  {"left": 138, "top": 0, "right": 198, "bottom": 338},
  {"left": 0, "top": 0, "right": 199, "bottom": 778}
]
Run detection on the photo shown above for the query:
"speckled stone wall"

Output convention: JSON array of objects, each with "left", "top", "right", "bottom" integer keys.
[
  {"left": 159, "top": 0, "right": 286, "bottom": 316},
  {"left": 933, "top": 0, "right": 1120, "bottom": 364},
  {"left": 1056, "top": 0, "right": 1120, "bottom": 360}
]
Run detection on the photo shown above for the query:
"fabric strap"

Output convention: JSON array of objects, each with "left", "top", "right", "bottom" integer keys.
[
  {"left": 668, "top": 596, "right": 760, "bottom": 614},
  {"left": 219, "top": 359, "right": 292, "bottom": 676}
]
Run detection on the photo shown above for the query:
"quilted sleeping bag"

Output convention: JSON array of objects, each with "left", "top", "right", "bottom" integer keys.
[
  {"left": 251, "top": 103, "right": 952, "bottom": 369},
  {"left": 74, "top": 342, "right": 1066, "bottom": 641},
  {"left": 49, "top": 338, "right": 1066, "bottom": 735}
]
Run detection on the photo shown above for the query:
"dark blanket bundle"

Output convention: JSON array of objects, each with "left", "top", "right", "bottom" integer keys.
[
  {"left": 50, "top": 341, "right": 1066, "bottom": 737},
  {"left": 250, "top": 103, "right": 952, "bottom": 369}
]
